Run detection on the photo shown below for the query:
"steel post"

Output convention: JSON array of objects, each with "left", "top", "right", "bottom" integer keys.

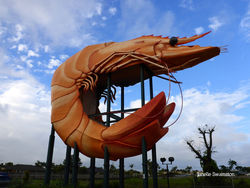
[
  {"left": 119, "top": 86, "right": 125, "bottom": 188},
  {"left": 64, "top": 145, "right": 71, "bottom": 186},
  {"left": 149, "top": 76, "right": 158, "bottom": 188},
  {"left": 72, "top": 143, "right": 79, "bottom": 188},
  {"left": 44, "top": 125, "right": 55, "bottom": 185},
  {"left": 103, "top": 73, "right": 111, "bottom": 188},
  {"left": 140, "top": 65, "right": 148, "bottom": 188},
  {"left": 142, "top": 136, "right": 148, "bottom": 188},
  {"left": 151, "top": 145, "right": 158, "bottom": 188},
  {"left": 104, "top": 146, "right": 109, "bottom": 188},
  {"left": 119, "top": 158, "right": 124, "bottom": 188},
  {"left": 140, "top": 64, "right": 145, "bottom": 106},
  {"left": 89, "top": 157, "right": 95, "bottom": 188},
  {"left": 167, "top": 164, "right": 170, "bottom": 188},
  {"left": 106, "top": 73, "right": 111, "bottom": 126}
]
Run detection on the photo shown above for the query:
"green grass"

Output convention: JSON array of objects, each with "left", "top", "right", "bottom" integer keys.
[
  {"left": 7, "top": 176, "right": 250, "bottom": 188},
  {"left": 233, "top": 177, "right": 250, "bottom": 188}
]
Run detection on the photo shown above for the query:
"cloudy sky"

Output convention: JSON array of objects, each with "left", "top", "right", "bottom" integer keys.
[{"left": 0, "top": 0, "right": 250, "bottom": 171}]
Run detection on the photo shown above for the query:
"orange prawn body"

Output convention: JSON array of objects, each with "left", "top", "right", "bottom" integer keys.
[{"left": 51, "top": 32, "right": 220, "bottom": 160}]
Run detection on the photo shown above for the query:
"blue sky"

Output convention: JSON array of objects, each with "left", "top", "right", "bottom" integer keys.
[{"left": 0, "top": 0, "right": 250, "bottom": 171}]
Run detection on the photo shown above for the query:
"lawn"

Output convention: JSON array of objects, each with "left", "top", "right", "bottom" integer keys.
[{"left": 7, "top": 176, "right": 250, "bottom": 188}]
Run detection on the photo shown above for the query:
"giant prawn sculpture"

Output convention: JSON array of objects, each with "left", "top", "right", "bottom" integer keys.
[{"left": 51, "top": 31, "right": 220, "bottom": 160}]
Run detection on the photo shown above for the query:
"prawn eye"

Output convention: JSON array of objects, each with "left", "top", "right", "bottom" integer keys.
[{"left": 170, "top": 37, "right": 178, "bottom": 46}]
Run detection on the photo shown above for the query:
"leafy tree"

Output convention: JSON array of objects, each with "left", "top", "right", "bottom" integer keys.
[
  {"left": 63, "top": 155, "right": 82, "bottom": 167},
  {"left": 186, "top": 125, "right": 219, "bottom": 173},
  {"left": 158, "top": 168, "right": 167, "bottom": 176},
  {"left": 23, "top": 170, "right": 30, "bottom": 184},
  {"left": 146, "top": 159, "right": 160, "bottom": 176},
  {"left": 170, "top": 166, "right": 178, "bottom": 173},
  {"left": 52, "top": 164, "right": 64, "bottom": 173},
  {"left": 185, "top": 166, "right": 192, "bottom": 173},
  {"left": 220, "top": 165, "right": 229, "bottom": 172},
  {"left": 5, "top": 162, "right": 13, "bottom": 166},
  {"left": 219, "top": 159, "right": 238, "bottom": 173},
  {"left": 35, "top": 160, "right": 46, "bottom": 168},
  {"left": 129, "top": 164, "right": 134, "bottom": 170},
  {"left": 110, "top": 164, "right": 118, "bottom": 175},
  {"left": 228, "top": 159, "right": 237, "bottom": 171},
  {"left": 236, "top": 165, "right": 243, "bottom": 171},
  {"left": 79, "top": 166, "right": 88, "bottom": 174}
]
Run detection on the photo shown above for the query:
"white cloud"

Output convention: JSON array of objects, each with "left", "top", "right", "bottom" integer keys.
[
  {"left": 0, "top": 48, "right": 14, "bottom": 77},
  {"left": 0, "top": 0, "right": 102, "bottom": 47},
  {"left": 10, "top": 45, "right": 17, "bottom": 49},
  {"left": 44, "top": 45, "right": 49, "bottom": 53},
  {"left": 109, "top": 7, "right": 117, "bottom": 15},
  {"left": 26, "top": 59, "right": 33, "bottom": 68},
  {"left": 0, "top": 0, "right": 249, "bottom": 170},
  {"left": 44, "top": 69, "right": 55, "bottom": 74},
  {"left": 0, "top": 76, "right": 53, "bottom": 164},
  {"left": 208, "top": 16, "right": 223, "bottom": 31},
  {"left": 129, "top": 99, "right": 141, "bottom": 108},
  {"left": 156, "top": 85, "right": 250, "bottom": 169},
  {"left": 18, "top": 44, "right": 28, "bottom": 52},
  {"left": 20, "top": 55, "right": 27, "bottom": 62},
  {"left": 118, "top": 0, "right": 176, "bottom": 39},
  {"left": 27, "top": 50, "right": 39, "bottom": 57},
  {"left": 0, "top": 22, "right": 7, "bottom": 38},
  {"left": 0, "top": 71, "right": 249, "bottom": 168},
  {"left": 10, "top": 24, "right": 24, "bottom": 42},
  {"left": 240, "top": 16, "right": 250, "bottom": 29},
  {"left": 91, "top": 22, "right": 97, "bottom": 26},
  {"left": 194, "top": 26, "right": 204, "bottom": 35},
  {"left": 48, "top": 57, "right": 61, "bottom": 69},
  {"left": 95, "top": 3, "right": 102, "bottom": 15},
  {"left": 179, "top": 0, "right": 194, "bottom": 10},
  {"left": 240, "top": 4, "right": 250, "bottom": 40},
  {"left": 16, "top": 65, "right": 23, "bottom": 70},
  {"left": 110, "top": 84, "right": 250, "bottom": 170},
  {"left": 128, "top": 99, "right": 149, "bottom": 109},
  {"left": 59, "top": 54, "right": 69, "bottom": 61}
]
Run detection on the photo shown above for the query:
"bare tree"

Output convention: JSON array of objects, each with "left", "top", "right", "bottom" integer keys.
[{"left": 186, "top": 125, "right": 219, "bottom": 173}]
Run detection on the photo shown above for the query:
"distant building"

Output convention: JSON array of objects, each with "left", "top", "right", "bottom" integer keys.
[
  {"left": 4, "top": 164, "right": 45, "bottom": 173},
  {"left": 2, "top": 164, "right": 45, "bottom": 179}
]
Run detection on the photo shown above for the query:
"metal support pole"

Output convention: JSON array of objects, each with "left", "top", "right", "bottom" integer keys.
[
  {"left": 103, "top": 73, "right": 111, "bottom": 188},
  {"left": 64, "top": 145, "right": 71, "bottom": 186},
  {"left": 149, "top": 76, "right": 153, "bottom": 99},
  {"left": 142, "top": 137, "right": 148, "bottom": 188},
  {"left": 106, "top": 73, "right": 111, "bottom": 126},
  {"left": 120, "top": 86, "right": 125, "bottom": 119},
  {"left": 119, "top": 86, "right": 125, "bottom": 188},
  {"left": 119, "top": 158, "right": 124, "bottom": 188},
  {"left": 72, "top": 142, "right": 79, "bottom": 188},
  {"left": 104, "top": 146, "right": 109, "bottom": 188},
  {"left": 140, "top": 64, "right": 148, "bottom": 188},
  {"left": 89, "top": 157, "right": 95, "bottom": 188},
  {"left": 152, "top": 145, "right": 158, "bottom": 187},
  {"left": 140, "top": 65, "right": 145, "bottom": 106},
  {"left": 167, "top": 164, "right": 170, "bottom": 188},
  {"left": 44, "top": 125, "right": 55, "bottom": 185},
  {"left": 149, "top": 76, "right": 158, "bottom": 188}
]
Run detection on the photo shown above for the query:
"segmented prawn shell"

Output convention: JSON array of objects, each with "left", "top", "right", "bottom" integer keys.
[{"left": 51, "top": 32, "right": 220, "bottom": 160}]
